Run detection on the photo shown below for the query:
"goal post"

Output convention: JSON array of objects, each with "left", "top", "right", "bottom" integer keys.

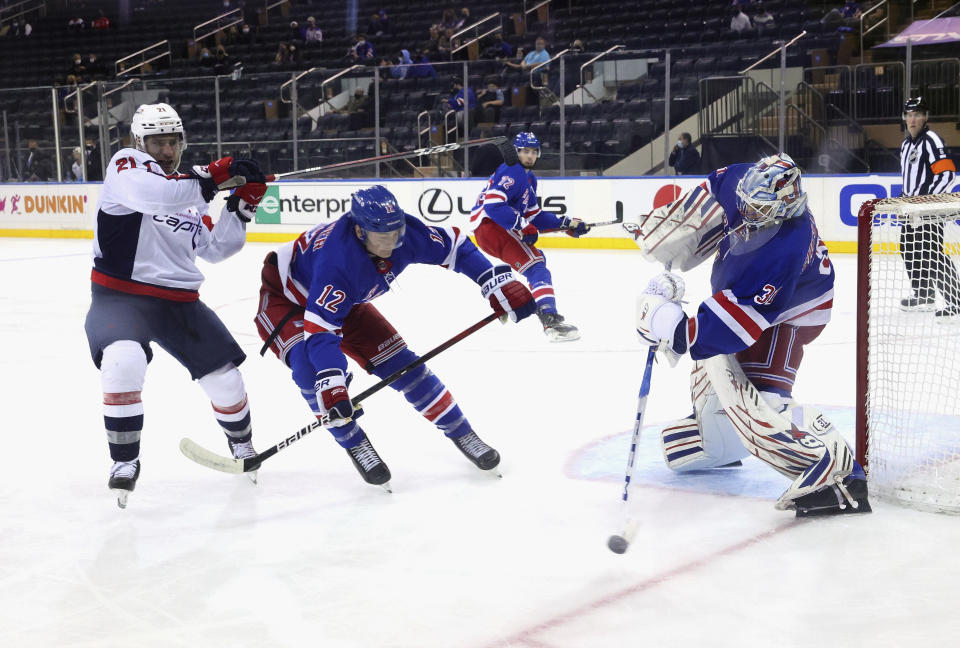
[{"left": 856, "top": 192, "right": 960, "bottom": 515}]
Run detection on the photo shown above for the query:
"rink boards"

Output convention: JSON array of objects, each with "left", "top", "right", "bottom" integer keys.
[{"left": 4, "top": 173, "right": 956, "bottom": 252}]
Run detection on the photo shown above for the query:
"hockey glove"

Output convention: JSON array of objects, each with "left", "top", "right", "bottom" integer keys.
[
  {"left": 561, "top": 216, "right": 591, "bottom": 238},
  {"left": 520, "top": 223, "right": 539, "bottom": 245},
  {"left": 479, "top": 264, "right": 537, "bottom": 323},
  {"left": 228, "top": 157, "right": 269, "bottom": 184},
  {"left": 636, "top": 272, "right": 687, "bottom": 366},
  {"left": 189, "top": 156, "right": 235, "bottom": 202},
  {"left": 226, "top": 182, "right": 267, "bottom": 223},
  {"left": 315, "top": 368, "right": 360, "bottom": 427}
]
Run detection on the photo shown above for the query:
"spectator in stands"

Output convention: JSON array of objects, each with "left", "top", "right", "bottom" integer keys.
[
  {"left": 24, "top": 140, "right": 52, "bottom": 182},
  {"left": 83, "top": 138, "right": 102, "bottom": 181},
  {"left": 287, "top": 21, "right": 304, "bottom": 45},
  {"left": 92, "top": 10, "right": 110, "bottom": 30},
  {"left": 391, "top": 50, "right": 414, "bottom": 79},
  {"left": 569, "top": 39, "right": 585, "bottom": 54},
  {"left": 504, "top": 36, "right": 549, "bottom": 72},
  {"left": 367, "top": 13, "right": 385, "bottom": 37},
  {"left": 352, "top": 34, "right": 376, "bottom": 60},
  {"left": 337, "top": 87, "right": 370, "bottom": 115},
  {"left": 198, "top": 47, "right": 214, "bottom": 68},
  {"left": 484, "top": 32, "right": 513, "bottom": 60},
  {"left": 440, "top": 8, "right": 459, "bottom": 31},
  {"left": 273, "top": 42, "right": 293, "bottom": 65},
  {"left": 410, "top": 50, "right": 438, "bottom": 79},
  {"left": 305, "top": 17, "right": 322, "bottom": 45},
  {"left": 69, "top": 53, "right": 87, "bottom": 81},
  {"left": 455, "top": 7, "right": 471, "bottom": 30},
  {"left": 477, "top": 79, "right": 504, "bottom": 123},
  {"left": 448, "top": 79, "right": 478, "bottom": 130},
  {"left": 87, "top": 53, "right": 105, "bottom": 78},
  {"left": 238, "top": 22, "right": 258, "bottom": 46},
  {"left": 753, "top": 6, "right": 775, "bottom": 36},
  {"left": 71, "top": 147, "right": 83, "bottom": 181},
  {"left": 668, "top": 133, "right": 701, "bottom": 175},
  {"left": 840, "top": 1, "right": 862, "bottom": 21},
  {"left": 422, "top": 25, "right": 441, "bottom": 58},
  {"left": 68, "top": 16, "right": 85, "bottom": 31},
  {"left": 438, "top": 28, "right": 454, "bottom": 58},
  {"left": 730, "top": 6, "right": 752, "bottom": 34},
  {"left": 213, "top": 46, "right": 235, "bottom": 75}
]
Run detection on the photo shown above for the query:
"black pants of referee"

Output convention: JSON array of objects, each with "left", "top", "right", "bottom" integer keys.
[{"left": 900, "top": 222, "right": 960, "bottom": 306}]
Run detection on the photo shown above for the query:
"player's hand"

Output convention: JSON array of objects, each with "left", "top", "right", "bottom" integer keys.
[
  {"left": 479, "top": 264, "right": 537, "bottom": 323},
  {"left": 520, "top": 223, "right": 539, "bottom": 245},
  {"left": 315, "top": 369, "right": 359, "bottom": 427},
  {"left": 226, "top": 182, "right": 267, "bottom": 223},
  {"left": 228, "top": 158, "right": 268, "bottom": 184},
  {"left": 561, "top": 216, "right": 590, "bottom": 238},
  {"left": 189, "top": 156, "right": 234, "bottom": 202}
]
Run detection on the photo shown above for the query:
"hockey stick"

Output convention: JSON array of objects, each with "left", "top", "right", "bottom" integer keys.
[
  {"left": 607, "top": 345, "right": 656, "bottom": 554},
  {"left": 541, "top": 201, "right": 625, "bottom": 234},
  {"left": 263, "top": 136, "right": 507, "bottom": 181},
  {"left": 607, "top": 259, "right": 671, "bottom": 554},
  {"left": 179, "top": 312, "right": 500, "bottom": 474}
]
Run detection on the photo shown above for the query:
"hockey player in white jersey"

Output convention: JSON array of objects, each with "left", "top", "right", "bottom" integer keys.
[
  {"left": 631, "top": 154, "right": 870, "bottom": 516},
  {"left": 83, "top": 103, "right": 269, "bottom": 507}
]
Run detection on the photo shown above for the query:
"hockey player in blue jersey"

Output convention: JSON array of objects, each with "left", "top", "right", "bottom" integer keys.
[
  {"left": 254, "top": 185, "right": 537, "bottom": 490},
  {"left": 468, "top": 132, "right": 591, "bottom": 342},
  {"left": 632, "top": 153, "right": 870, "bottom": 516}
]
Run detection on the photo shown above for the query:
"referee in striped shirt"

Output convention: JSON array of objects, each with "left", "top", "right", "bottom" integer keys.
[{"left": 899, "top": 96, "right": 959, "bottom": 319}]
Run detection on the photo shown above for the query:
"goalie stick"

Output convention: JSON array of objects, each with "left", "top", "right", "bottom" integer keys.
[
  {"left": 608, "top": 259, "right": 672, "bottom": 554},
  {"left": 179, "top": 312, "right": 500, "bottom": 474}
]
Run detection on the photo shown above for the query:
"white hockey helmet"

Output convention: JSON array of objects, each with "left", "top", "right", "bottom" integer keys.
[
  {"left": 735, "top": 153, "right": 807, "bottom": 228},
  {"left": 130, "top": 102, "right": 187, "bottom": 153}
]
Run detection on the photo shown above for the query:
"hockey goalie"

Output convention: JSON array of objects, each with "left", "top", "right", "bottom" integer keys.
[{"left": 629, "top": 154, "right": 871, "bottom": 517}]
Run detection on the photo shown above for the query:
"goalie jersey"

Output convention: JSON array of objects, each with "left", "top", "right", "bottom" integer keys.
[
  {"left": 467, "top": 162, "right": 564, "bottom": 233},
  {"left": 275, "top": 214, "right": 494, "bottom": 375},
  {"left": 682, "top": 163, "right": 835, "bottom": 360},
  {"left": 92, "top": 147, "right": 246, "bottom": 301}
]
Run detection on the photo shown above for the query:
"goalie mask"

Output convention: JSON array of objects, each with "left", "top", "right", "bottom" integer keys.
[
  {"left": 735, "top": 153, "right": 807, "bottom": 230},
  {"left": 130, "top": 103, "right": 187, "bottom": 173}
]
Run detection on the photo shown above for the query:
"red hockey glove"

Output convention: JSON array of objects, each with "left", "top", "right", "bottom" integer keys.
[
  {"left": 315, "top": 368, "right": 358, "bottom": 427},
  {"left": 226, "top": 182, "right": 267, "bottom": 223},
  {"left": 189, "top": 156, "right": 234, "bottom": 202},
  {"left": 520, "top": 223, "right": 539, "bottom": 245},
  {"left": 479, "top": 264, "right": 537, "bottom": 323}
]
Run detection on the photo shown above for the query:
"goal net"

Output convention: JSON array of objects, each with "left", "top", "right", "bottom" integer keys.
[{"left": 856, "top": 193, "right": 960, "bottom": 514}]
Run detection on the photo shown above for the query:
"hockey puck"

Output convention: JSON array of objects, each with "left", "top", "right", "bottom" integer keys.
[{"left": 607, "top": 534, "right": 629, "bottom": 554}]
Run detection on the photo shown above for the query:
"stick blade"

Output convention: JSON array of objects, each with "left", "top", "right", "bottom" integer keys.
[
  {"left": 179, "top": 438, "right": 245, "bottom": 474},
  {"left": 615, "top": 200, "right": 624, "bottom": 223}
]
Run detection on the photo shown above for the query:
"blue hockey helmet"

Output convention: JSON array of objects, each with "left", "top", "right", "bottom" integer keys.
[
  {"left": 735, "top": 153, "right": 807, "bottom": 229},
  {"left": 350, "top": 185, "right": 405, "bottom": 254},
  {"left": 513, "top": 131, "right": 541, "bottom": 155}
]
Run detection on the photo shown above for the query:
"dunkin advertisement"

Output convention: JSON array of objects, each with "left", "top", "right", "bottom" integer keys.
[{"left": 4, "top": 175, "right": 957, "bottom": 248}]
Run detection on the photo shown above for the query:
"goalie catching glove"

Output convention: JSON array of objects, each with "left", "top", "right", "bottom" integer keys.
[
  {"left": 479, "top": 265, "right": 537, "bottom": 322},
  {"left": 636, "top": 272, "right": 687, "bottom": 365}
]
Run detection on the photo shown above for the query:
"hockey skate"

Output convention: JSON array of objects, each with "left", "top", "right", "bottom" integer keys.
[
  {"left": 346, "top": 434, "right": 392, "bottom": 492},
  {"left": 791, "top": 468, "right": 872, "bottom": 518},
  {"left": 537, "top": 307, "right": 580, "bottom": 342},
  {"left": 451, "top": 431, "right": 502, "bottom": 475},
  {"left": 900, "top": 294, "right": 936, "bottom": 311},
  {"left": 228, "top": 437, "right": 261, "bottom": 484},
  {"left": 108, "top": 459, "right": 140, "bottom": 509}
]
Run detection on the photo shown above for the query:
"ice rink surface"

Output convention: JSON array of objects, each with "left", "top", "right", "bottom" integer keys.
[{"left": 2, "top": 237, "right": 959, "bottom": 648}]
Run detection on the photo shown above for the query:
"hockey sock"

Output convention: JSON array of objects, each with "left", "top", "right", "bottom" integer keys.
[
  {"left": 198, "top": 364, "right": 252, "bottom": 443},
  {"left": 378, "top": 354, "right": 472, "bottom": 438},
  {"left": 100, "top": 341, "right": 147, "bottom": 462},
  {"left": 522, "top": 263, "right": 557, "bottom": 313}
]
